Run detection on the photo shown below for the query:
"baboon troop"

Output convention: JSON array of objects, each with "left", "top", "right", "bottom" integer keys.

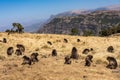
[
  {"left": 30, "top": 53, "right": 39, "bottom": 62},
  {"left": 3, "top": 38, "right": 7, "bottom": 43},
  {"left": 16, "top": 44, "right": 25, "bottom": 52},
  {"left": 7, "top": 47, "right": 14, "bottom": 56},
  {"left": 107, "top": 46, "right": 114, "bottom": 53},
  {"left": 22, "top": 56, "right": 32, "bottom": 65},
  {"left": 64, "top": 56, "right": 71, "bottom": 64},
  {"left": 70, "top": 47, "right": 79, "bottom": 59},
  {"left": 15, "top": 49, "right": 22, "bottom": 56},
  {"left": 52, "top": 49, "right": 57, "bottom": 56},
  {"left": 106, "top": 56, "right": 118, "bottom": 69},
  {"left": 64, "top": 38, "right": 68, "bottom": 43},
  {"left": 82, "top": 48, "right": 90, "bottom": 54},
  {"left": 85, "top": 55, "right": 93, "bottom": 67},
  {"left": 47, "top": 41, "right": 52, "bottom": 45},
  {"left": 77, "top": 39, "right": 80, "bottom": 42}
]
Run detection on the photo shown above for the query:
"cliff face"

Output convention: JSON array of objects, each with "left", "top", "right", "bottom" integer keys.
[{"left": 38, "top": 10, "right": 120, "bottom": 35}]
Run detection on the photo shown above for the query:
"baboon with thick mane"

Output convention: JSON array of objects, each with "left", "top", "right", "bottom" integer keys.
[
  {"left": 16, "top": 44, "right": 25, "bottom": 52},
  {"left": 30, "top": 53, "right": 39, "bottom": 63},
  {"left": 7, "top": 47, "right": 14, "bottom": 56},
  {"left": 52, "top": 49, "right": 57, "bottom": 56},
  {"left": 22, "top": 56, "right": 31, "bottom": 65},
  {"left": 82, "top": 48, "right": 90, "bottom": 54},
  {"left": 70, "top": 47, "right": 79, "bottom": 59},
  {"left": 64, "top": 56, "right": 71, "bottom": 64},
  {"left": 106, "top": 56, "right": 118, "bottom": 69},
  {"left": 15, "top": 49, "right": 22, "bottom": 56},
  {"left": 107, "top": 46, "right": 114, "bottom": 53},
  {"left": 85, "top": 55, "right": 93, "bottom": 67}
]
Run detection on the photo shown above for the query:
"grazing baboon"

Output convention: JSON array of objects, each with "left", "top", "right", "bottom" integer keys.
[
  {"left": 16, "top": 44, "right": 25, "bottom": 52},
  {"left": 52, "top": 49, "right": 57, "bottom": 56},
  {"left": 64, "top": 56, "right": 71, "bottom": 64},
  {"left": 64, "top": 38, "right": 68, "bottom": 43},
  {"left": 47, "top": 41, "right": 52, "bottom": 45},
  {"left": 77, "top": 39, "right": 80, "bottom": 42},
  {"left": 7, "top": 47, "right": 14, "bottom": 56},
  {"left": 15, "top": 49, "right": 22, "bottom": 56},
  {"left": 85, "top": 55, "right": 93, "bottom": 66},
  {"left": 22, "top": 56, "right": 31, "bottom": 65},
  {"left": 106, "top": 56, "right": 118, "bottom": 69},
  {"left": 107, "top": 46, "right": 114, "bottom": 53},
  {"left": 3, "top": 38, "right": 7, "bottom": 43},
  {"left": 82, "top": 49, "right": 90, "bottom": 54},
  {"left": 70, "top": 47, "right": 79, "bottom": 59},
  {"left": 90, "top": 48, "right": 93, "bottom": 51},
  {"left": 30, "top": 53, "right": 39, "bottom": 62}
]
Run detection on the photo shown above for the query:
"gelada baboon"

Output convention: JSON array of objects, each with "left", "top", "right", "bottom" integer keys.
[
  {"left": 22, "top": 56, "right": 31, "bottom": 65},
  {"left": 3, "top": 38, "right": 7, "bottom": 43},
  {"left": 47, "top": 41, "right": 52, "bottom": 45},
  {"left": 30, "top": 53, "right": 39, "bottom": 62},
  {"left": 15, "top": 49, "right": 22, "bottom": 56},
  {"left": 16, "top": 44, "right": 25, "bottom": 52},
  {"left": 7, "top": 47, "right": 14, "bottom": 56},
  {"left": 64, "top": 56, "right": 71, "bottom": 64},
  {"left": 107, "top": 46, "right": 114, "bottom": 53},
  {"left": 82, "top": 49, "right": 90, "bottom": 54},
  {"left": 77, "top": 39, "right": 80, "bottom": 42},
  {"left": 64, "top": 38, "right": 68, "bottom": 43},
  {"left": 70, "top": 47, "right": 79, "bottom": 59},
  {"left": 106, "top": 56, "right": 118, "bottom": 69},
  {"left": 52, "top": 49, "right": 57, "bottom": 56},
  {"left": 85, "top": 55, "right": 93, "bottom": 67}
]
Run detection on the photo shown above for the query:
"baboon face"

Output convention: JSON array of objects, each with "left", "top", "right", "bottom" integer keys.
[
  {"left": 64, "top": 39, "right": 68, "bottom": 43},
  {"left": 64, "top": 56, "right": 71, "bottom": 64},
  {"left": 7, "top": 47, "right": 14, "bottom": 56},
  {"left": 107, "top": 46, "right": 114, "bottom": 53},
  {"left": 3, "top": 38, "right": 7, "bottom": 43},
  {"left": 82, "top": 49, "right": 90, "bottom": 54},
  {"left": 77, "top": 39, "right": 80, "bottom": 42},
  {"left": 30, "top": 53, "right": 39, "bottom": 62},
  {"left": 16, "top": 44, "right": 25, "bottom": 52},
  {"left": 47, "top": 41, "right": 52, "bottom": 45},
  {"left": 70, "top": 47, "right": 78, "bottom": 59},
  {"left": 52, "top": 49, "right": 57, "bottom": 56},
  {"left": 22, "top": 56, "right": 31, "bottom": 65},
  {"left": 15, "top": 49, "right": 22, "bottom": 56},
  {"left": 106, "top": 56, "right": 118, "bottom": 69},
  {"left": 85, "top": 55, "right": 93, "bottom": 67}
]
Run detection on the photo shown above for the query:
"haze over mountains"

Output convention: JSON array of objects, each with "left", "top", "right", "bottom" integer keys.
[{"left": 37, "top": 4, "right": 120, "bottom": 35}]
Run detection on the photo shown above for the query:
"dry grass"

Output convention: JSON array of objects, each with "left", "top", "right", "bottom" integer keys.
[{"left": 0, "top": 32, "right": 120, "bottom": 80}]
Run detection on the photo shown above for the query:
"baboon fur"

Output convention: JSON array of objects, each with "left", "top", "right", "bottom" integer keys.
[
  {"left": 106, "top": 56, "right": 118, "bottom": 69},
  {"left": 85, "top": 55, "right": 93, "bottom": 67},
  {"left": 64, "top": 56, "right": 71, "bottom": 64},
  {"left": 22, "top": 56, "right": 31, "bottom": 65},
  {"left": 7, "top": 47, "right": 14, "bottom": 56},
  {"left": 107, "top": 46, "right": 114, "bottom": 53},
  {"left": 16, "top": 44, "right": 25, "bottom": 52},
  {"left": 52, "top": 49, "right": 57, "bottom": 56},
  {"left": 70, "top": 47, "right": 79, "bottom": 59}
]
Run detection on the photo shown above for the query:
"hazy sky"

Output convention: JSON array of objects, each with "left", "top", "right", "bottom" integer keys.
[{"left": 0, "top": 0, "right": 120, "bottom": 27}]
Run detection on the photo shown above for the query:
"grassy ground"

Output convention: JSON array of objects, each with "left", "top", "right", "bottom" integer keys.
[{"left": 0, "top": 32, "right": 120, "bottom": 80}]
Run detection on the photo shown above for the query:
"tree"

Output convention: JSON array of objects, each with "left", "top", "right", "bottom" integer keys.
[
  {"left": 71, "top": 28, "right": 79, "bottom": 35},
  {"left": 12, "top": 23, "right": 24, "bottom": 33}
]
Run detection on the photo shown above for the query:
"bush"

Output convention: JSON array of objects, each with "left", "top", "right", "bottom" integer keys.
[{"left": 71, "top": 28, "right": 79, "bottom": 35}]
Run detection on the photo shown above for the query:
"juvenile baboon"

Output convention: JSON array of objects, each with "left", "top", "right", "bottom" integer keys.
[
  {"left": 15, "top": 49, "right": 22, "bottom": 56},
  {"left": 3, "top": 38, "right": 7, "bottom": 43},
  {"left": 16, "top": 44, "right": 25, "bottom": 52},
  {"left": 64, "top": 38, "right": 68, "bottom": 43},
  {"left": 106, "top": 56, "right": 118, "bottom": 69},
  {"left": 82, "top": 49, "right": 90, "bottom": 54},
  {"left": 64, "top": 56, "right": 71, "bottom": 64},
  {"left": 22, "top": 56, "right": 31, "bottom": 65},
  {"left": 107, "top": 46, "right": 114, "bottom": 53},
  {"left": 47, "top": 41, "right": 52, "bottom": 45},
  {"left": 52, "top": 49, "right": 57, "bottom": 56},
  {"left": 85, "top": 55, "right": 93, "bottom": 66},
  {"left": 77, "top": 39, "right": 80, "bottom": 42},
  {"left": 7, "top": 47, "right": 14, "bottom": 56},
  {"left": 30, "top": 53, "right": 39, "bottom": 62},
  {"left": 70, "top": 47, "right": 79, "bottom": 59}
]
